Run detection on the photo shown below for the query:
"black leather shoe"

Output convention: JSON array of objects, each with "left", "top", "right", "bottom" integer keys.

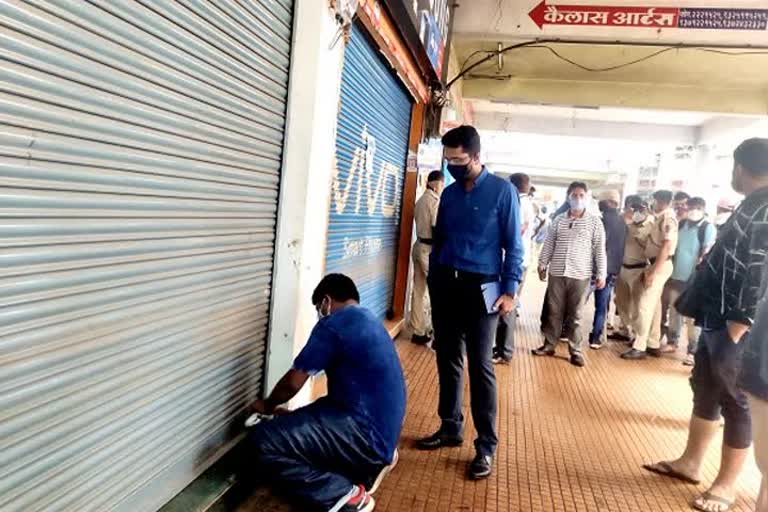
[
  {"left": 411, "top": 334, "right": 431, "bottom": 345},
  {"left": 468, "top": 454, "right": 493, "bottom": 480},
  {"left": 608, "top": 332, "right": 632, "bottom": 342},
  {"left": 646, "top": 348, "right": 662, "bottom": 358},
  {"left": 621, "top": 348, "right": 647, "bottom": 360},
  {"left": 415, "top": 431, "right": 463, "bottom": 450},
  {"left": 531, "top": 345, "right": 555, "bottom": 356},
  {"left": 570, "top": 353, "right": 585, "bottom": 367}
]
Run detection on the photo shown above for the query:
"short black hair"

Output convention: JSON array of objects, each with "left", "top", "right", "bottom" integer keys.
[
  {"left": 510, "top": 173, "right": 531, "bottom": 192},
  {"left": 688, "top": 196, "right": 707, "bottom": 209},
  {"left": 427, "top": 170, "right": 444, "bottom": 183},
  {"left": 734, "top": 138, "right": 768, "bottom": 176},
  {"left": 567, "top": 181, "right": 589, "bottom": 195},
  {"left": 653, "top": 190, "right": 674, "bottom": 205},
  {"left": 625, "top": 194, "right": 642, "bottom": 208},
  {"left": 312, "top": 274, "right": 360, "bottom": 306},
  {"left": 673, "top": 191, "right": 691, "bottom": 202},
  {"left": 441, "top": 125, "right": 481, "bottom": 155}
]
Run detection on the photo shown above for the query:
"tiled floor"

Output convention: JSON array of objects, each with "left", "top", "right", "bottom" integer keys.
[{"left": 224, "top": 280, "right": 761, "bottom": 512}]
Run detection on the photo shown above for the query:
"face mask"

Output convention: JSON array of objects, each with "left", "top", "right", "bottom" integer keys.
[
  {"left": 632, "top": 212, "right": 648, "bottom": 224},
  {"left": 316, "top": 297, "right": 330, "bottom": 321},
  {"left": 715, "top": 212, "right": 731, "bottom": 225},
  {"left": 687, "top": 210, "right": 705, "bottom": 222},
  {"left": 569, "top": 196, "right": 587, "bottom": 211},
  {"left": 446, "top": 163, "right": 470, "bottom": 182}
]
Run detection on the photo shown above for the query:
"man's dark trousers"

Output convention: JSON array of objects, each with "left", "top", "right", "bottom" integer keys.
[
  {"left": 249, "top": 400, "right": 386, "bottom": 510},
  {"left": 429, "top": 265, "right": 499, "bottom": 457}
]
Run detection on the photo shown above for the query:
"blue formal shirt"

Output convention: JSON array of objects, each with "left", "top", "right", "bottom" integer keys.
[
  {"left": 432, "top": 168, "right": 524, "bottom": 295},
  {"left": 293, "top": 305, "right": 406, "bottom": 462}
]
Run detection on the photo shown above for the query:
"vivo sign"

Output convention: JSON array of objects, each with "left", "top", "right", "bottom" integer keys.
[{"left": 331, "top": 125, "right": 403, "bottom": 218}]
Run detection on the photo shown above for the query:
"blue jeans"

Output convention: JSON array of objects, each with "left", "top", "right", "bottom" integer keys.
[
  {"left": 590, "top": 274, "right": 616, "bottom": 343},
  {"left": 248, "top": 400, "right": 387, "bottom": 510}
]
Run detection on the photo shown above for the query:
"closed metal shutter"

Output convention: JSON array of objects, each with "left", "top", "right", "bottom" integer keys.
[
  {"left": 0, "top": 1, "right": 293, "bottom": 511},
  {"left": 325, "top": 22, "right": 413, "bottom": 319}
]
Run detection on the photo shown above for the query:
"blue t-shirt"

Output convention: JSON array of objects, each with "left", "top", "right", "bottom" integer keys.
[
  {"left": 672, "top": 220, "right": 717, "bottom": 282},
  {"left": 293, "top": 305, "right": 406, "bottom": 461}
]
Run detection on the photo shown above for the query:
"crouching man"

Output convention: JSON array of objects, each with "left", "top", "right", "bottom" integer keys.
[{"left": 247, "top": 274, "right": 406, "bottom": 512}]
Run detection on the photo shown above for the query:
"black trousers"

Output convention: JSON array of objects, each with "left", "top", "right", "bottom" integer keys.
[{"left": 429, "top": 266, "right": 499, "bottom": 457}]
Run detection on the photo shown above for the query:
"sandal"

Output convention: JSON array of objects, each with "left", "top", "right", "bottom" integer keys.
[
  {"left": 692, "top": 491, "right": 734, "bottom": 512},
  {"left": 642, "top": 461, "right": 701, "bottom": 485}
]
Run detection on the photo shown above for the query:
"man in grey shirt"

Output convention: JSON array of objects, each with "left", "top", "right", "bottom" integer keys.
[{"left": 534, "top": 181, "right": 607, "bottom": 367}]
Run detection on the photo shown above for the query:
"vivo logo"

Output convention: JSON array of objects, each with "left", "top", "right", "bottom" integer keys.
[{"left": 331, "top": 125, "right": 402, "bottom": 217}]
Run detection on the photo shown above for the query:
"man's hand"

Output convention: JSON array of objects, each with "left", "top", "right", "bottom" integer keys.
[
  {"left": 643, "top": 269, "right": 656, "bottom": 288},
  {"left": 494, "top": 293, "right": 516, "bottom": 316},
  {"left": 595, "top": 278, "right": 606, "bottom": 290},
  {"left": 538, "top": 267, "right": 548, "bottom": 282},
  {"left": 248, "top": 399, "right": 272, "bottom": 415},
  {"left": 726, "top": 321, "right": 750, "bottom": 344}
]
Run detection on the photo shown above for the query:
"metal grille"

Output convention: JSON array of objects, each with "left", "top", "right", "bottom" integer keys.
[
  {"left": 325, "top": 22, "right": 413, "bottom": 319},
  {"left": 0, "top": 1, "right": 293, "bottom": 511}
]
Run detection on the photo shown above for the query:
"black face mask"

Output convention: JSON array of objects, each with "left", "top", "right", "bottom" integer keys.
[{"left": 447, "top": 163, "right": 470, "bottom": 182}]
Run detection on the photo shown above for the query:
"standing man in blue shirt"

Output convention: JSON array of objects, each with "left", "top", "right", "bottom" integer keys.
[
  {"left": 248, "top": 274, "right": 406, "bottom": 512},
  {"left": 415, "top": 125, "right": 523, "bottom": 481},
  {"left": 662, "top": 197, "right": 716, "bottom": 365}
]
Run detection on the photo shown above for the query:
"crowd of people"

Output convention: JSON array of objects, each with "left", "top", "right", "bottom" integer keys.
[{"left": 241, "top": 126, "right": 768, "bottom": 512}]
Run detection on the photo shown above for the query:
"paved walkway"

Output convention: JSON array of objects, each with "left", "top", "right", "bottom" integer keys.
[{"left": 224, "top": 281, "right": 760, "bottom": 511}]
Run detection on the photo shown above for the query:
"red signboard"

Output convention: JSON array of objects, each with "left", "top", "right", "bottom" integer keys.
[
  {"left": 528, "top": 1, "right": 768, "bottom": 30},
  {"left": 529, "top": 1, "right": 678, "bottom": 29}
]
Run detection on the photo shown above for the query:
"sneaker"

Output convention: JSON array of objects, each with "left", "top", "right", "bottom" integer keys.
[
  {"left": 333, "top": 485, "right": 375, "bottom": 512},
  {"left": 683, "top": 354, "right": 695, "bottom": 366},
  {"left": 492, "top": 355, "right": 511, "bottom": 365},
  {"left": 531, "top": 345, "right": 555, "bottom": 356},
  {"left": 570, "top": 353, "right": 585, "bottom": 367},
  {"left": 368, "top": 449, "right": 398, "bottom": 495},
  {"left": 468, "top": 453, "right": 493, "bottom": 480},
  {"left": 589, "top": 342, "right": 603, "bottom": 350}
]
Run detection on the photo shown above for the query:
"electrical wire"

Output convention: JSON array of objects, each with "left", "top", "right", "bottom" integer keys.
[{"left": 446, "top": 39, "right": 768, "bottom": 89}]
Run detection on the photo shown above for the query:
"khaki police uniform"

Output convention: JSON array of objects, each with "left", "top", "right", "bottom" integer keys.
[
  {"left": 631, "top": 208, "right": 678, "bottom": 351},
  {"left": 616, "top": 216, "right": 654, "bottom": 335},
  {"left": 410, "top": 188, "right": 440, "bottom": 336}
]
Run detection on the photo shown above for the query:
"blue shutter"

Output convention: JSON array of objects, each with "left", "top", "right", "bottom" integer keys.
[{"left": 325, "top": 22, "right": 413, "bottom": 319}]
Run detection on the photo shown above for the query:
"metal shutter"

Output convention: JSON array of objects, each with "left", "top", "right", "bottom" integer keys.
[
  {"left": 325, "top": 22, "right": 413, "bottom": 319},
  {"left": 0, "top": 1, "right": 293, "bottom": 511}
]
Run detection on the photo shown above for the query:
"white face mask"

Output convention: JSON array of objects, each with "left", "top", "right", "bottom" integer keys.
[
  {"left": 569, "top": 196, "right": 587, "bottom": 212},
  {"left": 632, "top": 212, "right": 648, "bottom": 224},
  {"left": 715, "top": 212, "right": 731, "bottom": 225},
  {"left": 316, "top": 297, "right": 331, "bottom": 320},
  {"left": 687, "top": 210, "right": 705, "bottom": 222}
]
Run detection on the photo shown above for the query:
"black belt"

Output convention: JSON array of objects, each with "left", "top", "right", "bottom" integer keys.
[
  {"left": 649, "top": 256, "right": 673, "bottom": 265},
  {"left": 435, "top": 266, "right": 498, "bottom": 284},
  {"left": 622, "top": 262, "right": 648, "bottom": 270},
  {"left": 418, "top": 238, "right": 433, "bottom": 245}
]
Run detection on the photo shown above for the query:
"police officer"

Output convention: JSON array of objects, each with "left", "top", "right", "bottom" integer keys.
[
  {"left": 622, "top": 190, "right": 679, "bottom": 359},
  {"left": 610, "top": 196, "right": 653, "bottom": 343},
  {"left": 410, "top": 171, "right": 445, "bottom": 345}
]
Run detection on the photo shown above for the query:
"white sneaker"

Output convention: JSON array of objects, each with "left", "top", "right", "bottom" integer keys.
[
  {"left": 589, "top": 343, "right": 603, "bottom": 350},
  {"left": 368, "top": 449, "right": 398, "bottom": 495}
]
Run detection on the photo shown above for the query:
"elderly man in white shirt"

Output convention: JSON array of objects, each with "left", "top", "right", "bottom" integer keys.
[{"left": 534, "top": 181, "right": 607, "bottom": 368}]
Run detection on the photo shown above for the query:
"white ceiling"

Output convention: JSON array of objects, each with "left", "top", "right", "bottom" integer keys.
[{"left": 471, "top": 100, "right": 717, "bottom": 126}]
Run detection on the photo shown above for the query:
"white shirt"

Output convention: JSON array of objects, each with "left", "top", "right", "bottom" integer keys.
[
  {"left": 538, "top": 211, "right": 607, "bottom": 281},
  {"left": 519, "top": 194, "right": 536, "bottom": 268}
]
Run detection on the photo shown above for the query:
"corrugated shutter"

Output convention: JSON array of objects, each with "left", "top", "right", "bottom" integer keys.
[
  {"left": 325, "top": 22, "right": 413, "bottom": 319},
  {"left": 0, "top": 1, "right": 293, "bottom": 511}
]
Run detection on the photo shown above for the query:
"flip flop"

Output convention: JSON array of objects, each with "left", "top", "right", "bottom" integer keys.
[
  {"left": 642, "top": 461, "right": 701, "bottom": 485},
  {"left": 692, "top": 491, "right": 734, "bottom": 512}
]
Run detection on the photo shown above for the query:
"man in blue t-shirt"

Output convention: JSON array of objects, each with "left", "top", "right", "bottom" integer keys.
[
  {"left": 247, "top": 274, "right": 406, "bottom": 512},
  {"left": 662, "top": 197, "right": 716, "bottom": 365}
]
